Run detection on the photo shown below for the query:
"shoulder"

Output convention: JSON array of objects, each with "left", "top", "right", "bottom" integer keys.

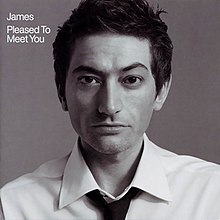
[
  {"left": 152, "top": 141, "right": 220, "bottom": 195},
  {"left": 149, "top": 140, "right": 220, "bottom": 192},
  {"left": 151, "top": 141, "right": 220, "bottom": 214},
  {"left": 0, "top": 154, "right": 70, "bottom": 218},
  {"left": 0, "top": 153, "right": 69, "bottom": 199},
  {"left": 151, "top": 140, "right": 220, "bottom": 175}
]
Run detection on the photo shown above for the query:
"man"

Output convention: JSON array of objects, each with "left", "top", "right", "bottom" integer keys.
[{"left": 1, "top": 0, "right": 220, "bottom": 219}]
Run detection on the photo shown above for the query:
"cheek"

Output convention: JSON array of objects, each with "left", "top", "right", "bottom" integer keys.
[
  {"left": 138, "top": 98, "right": 154, "bottom": 119},
  {"left": 67, "top": 90, "right": 97, "bottom": 122},
  {"left": 126, "top": 89, "right": 155, "bottom": 130}
]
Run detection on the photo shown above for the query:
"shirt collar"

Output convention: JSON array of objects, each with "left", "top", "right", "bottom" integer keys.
[
  {"left": 59, "top": 139, "right": 99, "bottom": 209},
  {"left": 59, "top": 134, "right": 172, "bottom": 209},
  {"left": 130, "top": 134, "right": 172, "bottom": 202}
]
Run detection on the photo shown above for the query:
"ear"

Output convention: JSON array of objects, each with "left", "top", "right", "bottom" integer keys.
[
  {"left": 60, "top": 98, "right": 68, "bottom": 111},
  {"left": 57, "top": 84, "right": 68, "bottom": 111},
  {"left": 153, "top": 75, "right": 172, "bottom": 111}
]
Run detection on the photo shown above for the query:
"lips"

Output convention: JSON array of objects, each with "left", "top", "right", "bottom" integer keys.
[
  {"left": 91, "top": 123, "right": 129, "bottom": 134},
  {"left": 93, "top": 122, "right": 128, "bottom": 127}
]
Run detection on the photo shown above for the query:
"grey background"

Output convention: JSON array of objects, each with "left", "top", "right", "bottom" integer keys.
[{"left": 0, "top": 0, "right": 220, "bottom": 188}]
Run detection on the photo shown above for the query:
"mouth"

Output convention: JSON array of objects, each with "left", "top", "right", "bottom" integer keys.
[{"left": 91, "top": 123, "right": 129, "bottom": 134}]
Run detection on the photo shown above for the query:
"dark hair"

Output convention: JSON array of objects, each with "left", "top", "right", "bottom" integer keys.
[{"left": 53, "top": 0, "right": 173, "bottom": 99}]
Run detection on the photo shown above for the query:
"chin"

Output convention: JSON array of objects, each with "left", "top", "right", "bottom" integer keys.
[{"left": 89, "top": 135, "right": 131, "bottom": 154}]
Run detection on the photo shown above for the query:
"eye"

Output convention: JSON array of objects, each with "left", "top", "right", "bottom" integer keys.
[
  {"left": 122, "top": 76, "right": 143, "bottom": 87},
  {"left": 78, "top": 76, "right": 100, "bottom": 85}
]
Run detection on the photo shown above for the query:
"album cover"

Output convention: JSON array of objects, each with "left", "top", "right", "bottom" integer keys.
[{"left": 1, "top": 0, "right": 220, "bottom": 189}]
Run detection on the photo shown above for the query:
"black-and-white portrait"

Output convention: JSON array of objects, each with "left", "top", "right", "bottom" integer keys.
[{"left": 1, "top": 0, "right": 220, "bottom": 219}]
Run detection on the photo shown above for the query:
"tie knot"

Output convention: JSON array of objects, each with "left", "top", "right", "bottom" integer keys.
[{"left": 86, "top": 187, "right": 140, "bottom": 220}]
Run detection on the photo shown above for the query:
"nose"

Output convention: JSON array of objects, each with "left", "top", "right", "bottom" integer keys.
[{"left": 98, "top": 80, "right": 123, "bottom": 116}]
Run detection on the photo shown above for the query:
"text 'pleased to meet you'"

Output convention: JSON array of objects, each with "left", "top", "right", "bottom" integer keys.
[{"left": 6, "top": 25, "right": 51, "bottom": 44}]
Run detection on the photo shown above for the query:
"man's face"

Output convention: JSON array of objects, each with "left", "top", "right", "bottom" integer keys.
[{"left": 64, "top": 34, "right": 168, "bottom": 155}]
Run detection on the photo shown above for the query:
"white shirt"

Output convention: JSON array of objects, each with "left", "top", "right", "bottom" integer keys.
[{"left": 1, "top": 134, "right": 220, "bottom": 219}]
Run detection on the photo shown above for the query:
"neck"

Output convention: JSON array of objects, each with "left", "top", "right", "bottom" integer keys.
[{"left": 80, "top": 139, "right": 143, "bottom": 197}]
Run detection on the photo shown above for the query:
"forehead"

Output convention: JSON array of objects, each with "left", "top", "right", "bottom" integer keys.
[{"left": 69, "top": 34, "right": 152, "bottom": 73}]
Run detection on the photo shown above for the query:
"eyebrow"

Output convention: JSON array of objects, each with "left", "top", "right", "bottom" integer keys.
[
  {"left": 73, "top": 66, "right": 104, "bottom": 75},
  {"left": 121, "top": 62, "right": 149, "bottom": 72},
  {"left": 72, "top": 62, "right": 149, "bottom": 75}
]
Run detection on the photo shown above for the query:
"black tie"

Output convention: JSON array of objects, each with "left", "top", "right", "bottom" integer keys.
[{"left": 86, "top": 187, "right": 140, "bottom": 220}]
